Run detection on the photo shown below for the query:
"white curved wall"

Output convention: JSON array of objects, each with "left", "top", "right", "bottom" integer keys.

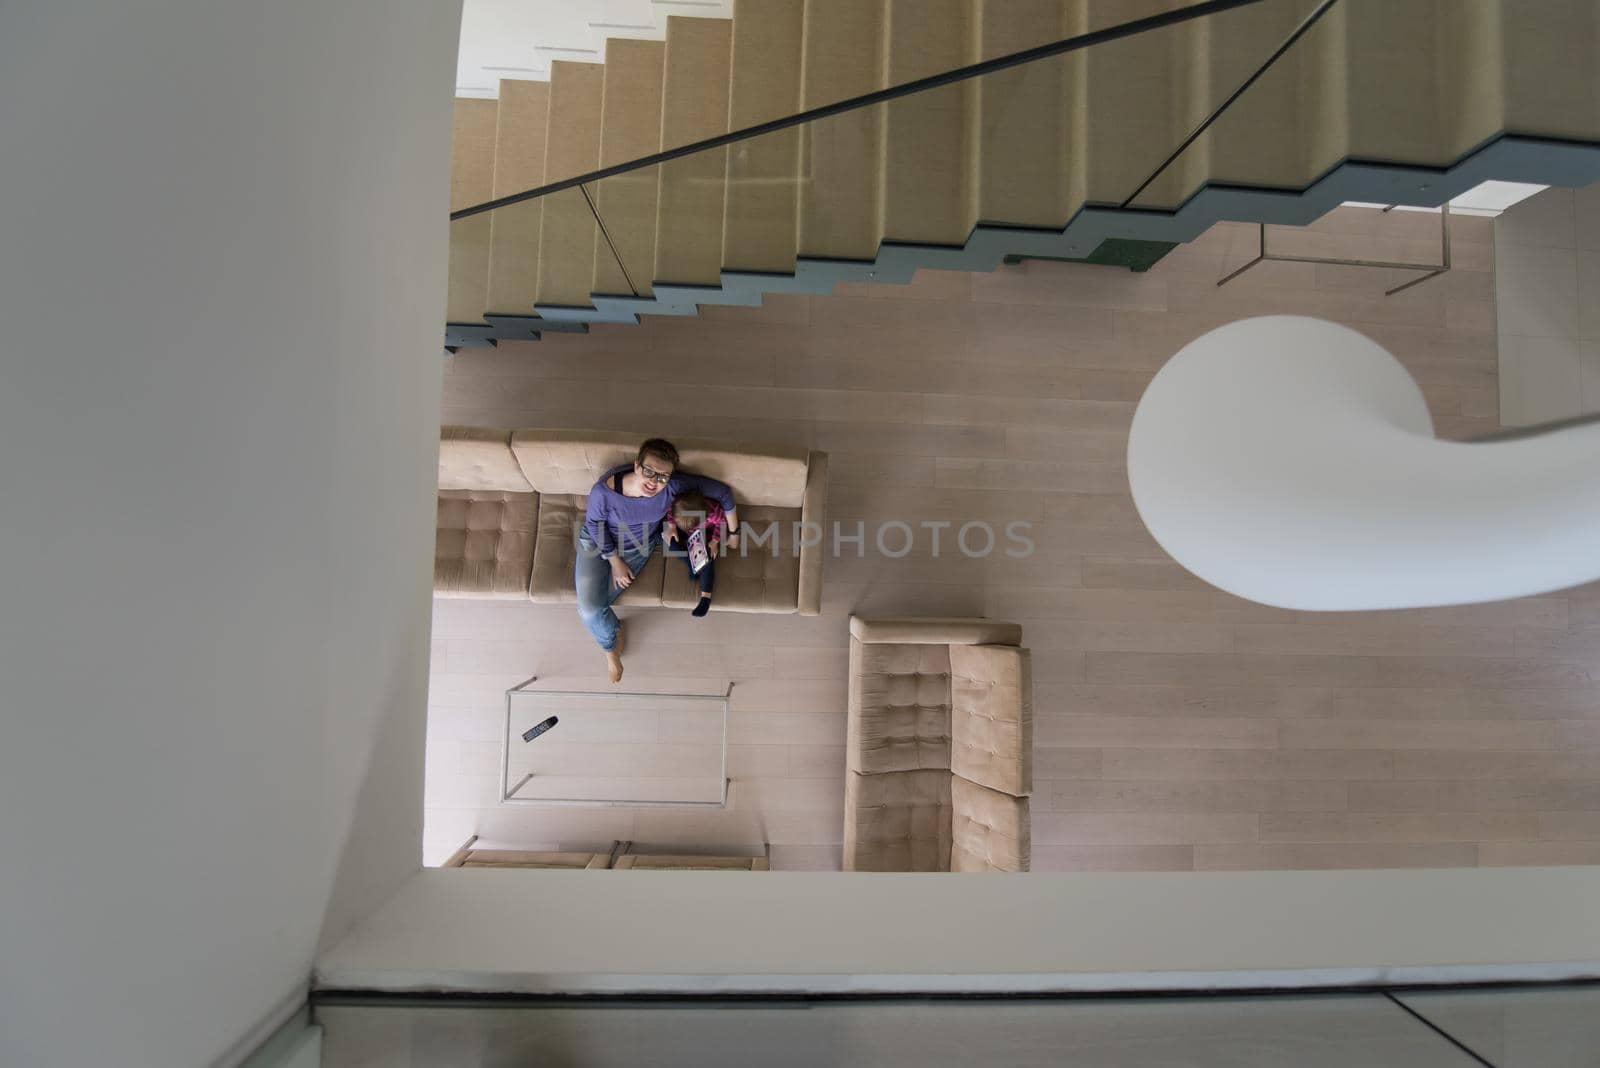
[
  {"left": 0, "top": 4, "right": 458, "bottom": 1066},
  {"left": 1127, "top": 315, "right": 1600, "bottom": 610}
]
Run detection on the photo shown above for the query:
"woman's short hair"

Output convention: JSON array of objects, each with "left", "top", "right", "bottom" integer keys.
[{"left": 637, "top": 437, "right": 679, "bottom": 469}]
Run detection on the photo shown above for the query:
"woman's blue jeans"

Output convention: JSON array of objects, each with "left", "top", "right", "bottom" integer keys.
[{"left": 574, "top": 532, "right": 660, "bottom": 651}]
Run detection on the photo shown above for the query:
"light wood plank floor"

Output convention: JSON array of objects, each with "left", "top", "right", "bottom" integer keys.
[{"left": 427, "top": 206, "right": 1600, "bottom": 872}]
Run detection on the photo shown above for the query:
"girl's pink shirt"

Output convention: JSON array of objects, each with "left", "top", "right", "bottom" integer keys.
[{"left": 676, "top": 500, "right": 726, "bottom": 541}]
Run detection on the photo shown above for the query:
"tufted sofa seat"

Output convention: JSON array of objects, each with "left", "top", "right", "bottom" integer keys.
[
  {"left": 435, "top": 427, "right": 539, "bottom": 599},
  {"left": 844, "top": 616, "right": 1033, "bottom": 872},
  {"left": 434, "top": 427, "right": 828, "bottom": 615}
]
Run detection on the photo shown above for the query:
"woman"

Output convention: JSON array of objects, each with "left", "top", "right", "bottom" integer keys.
[{"left": 574, "top": 438, "right": 740, "bottom": 682}]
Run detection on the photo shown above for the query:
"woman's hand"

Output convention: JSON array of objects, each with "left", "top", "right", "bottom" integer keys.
[
  {"left": 725, "top": 531, "right": 740, "bottom": 554},
  {"left": 609, "top": 555, "right": 635, "bottom": 590}
]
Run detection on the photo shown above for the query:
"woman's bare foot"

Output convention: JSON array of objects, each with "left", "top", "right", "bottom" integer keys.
[{"left": 607, "top": 621, "right": 626, "bottom": 683}]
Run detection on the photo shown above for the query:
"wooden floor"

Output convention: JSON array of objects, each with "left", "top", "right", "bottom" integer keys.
[{"left": 426, "top": 206, "right": 1600, "bottom": 872}]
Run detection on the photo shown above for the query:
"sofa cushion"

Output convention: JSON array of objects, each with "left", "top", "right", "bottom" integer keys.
[
  {"left": 949, "top": 645, "right": 1033, "bottom": 798},
  {"left": 529, "top": 493, "right": 663, "bottom": 606},
  {"left": 661, "top": 505, "right": 801, "bottom": 612},
  {"left": 435, "top": 490, "right": 536, "bottom": 598},
  {"left": 529, "top": 493, "right": 583, "bottom": 603},
  {"left": 674, "top": 439, "right": 810, "bottom": 507},
  {"left": 439, "top": 426, "right": 533, "bottom": 493},
  {"left": 844, "top": 769, "right": 953, "bottom": 872},
  {"left": 849, "top": 617, "right": 1023, "bottom": 647},
  {"left": 511, "top": 430, "right": 640, "bottom": 495},
  {"left": 847, "top": 639, "right": 952, "bottom": 775},
  {"left": 950, "top": 775, "right": 1030, "bottom": 872}
]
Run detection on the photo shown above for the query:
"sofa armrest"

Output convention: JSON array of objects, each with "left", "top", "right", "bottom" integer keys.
[{"left": 796, "top": 450, "right": 829, "bottom": 616}]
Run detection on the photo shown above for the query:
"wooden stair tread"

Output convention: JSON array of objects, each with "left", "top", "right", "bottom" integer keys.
[
  {"left": 977, "top": 0, "right": 1081, "bottom": 229},
  {"left": 1501, "top": 0, "right": 1596, "bottom": 144},
  {"left": 1080, "top": 0, "right": 1203, "bottom": 209},
  {"left": 1434, "top": 1, "right": 1505, "bottom": 162},
  {"left": 593, "top": 38, "right": 666, "bottom": 297},
  {"left": 723, "top": 0, "right": 805, "bottom": 273},
  {"left": 655, "top": 16, "right": 734, "bottom": 287},
  {"left": 447, "top": 98, "right": 497, "bottom": 324},
  {"left": 797, "top": 0, "right": 886, "bottom": 261},
  {"left": 487, "top": 79, "right": 549, "bottom": 316},
  {"left": 1168, "top": 0, "right": 1324, "bottom": 202},
  {"left": 882, "top": 0, "right": 979, "bottom": 246},
  {"left": 1342, "top": 0, "right": 1490, "bottom": 167},
  {"left": 536, "top": 60, "right": 606, "bottom": 308}
]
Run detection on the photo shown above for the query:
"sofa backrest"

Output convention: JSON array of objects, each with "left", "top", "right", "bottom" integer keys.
[
  {"left": 674, "top": 439, "right": 809, "bottom": 507},
  {"left": 510, "top": 430, "right": 638, "bottom": 495},
  {"left": 511, "top": 429, "right": 810, "bottom": 506},
  {"left": 439, "top": 426, "right": 534, "bottom": 493},
  {"left": 949, "top": 644, "right": 1033, "bottom": 798},
  {"left": 949, "top": 775, "right": 1030, "bottom": 872},
  {"left": 848, "top": 616, "right": 1023, "bottom": 646}
]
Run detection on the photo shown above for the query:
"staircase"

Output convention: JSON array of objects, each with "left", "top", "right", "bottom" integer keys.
[{"left": 447, "top": 0, "right": 1600, "bottom": 351}]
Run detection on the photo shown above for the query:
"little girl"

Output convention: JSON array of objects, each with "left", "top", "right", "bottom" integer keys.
[{"left": 666, "top": 490, "right": 726, "bottom": 617}]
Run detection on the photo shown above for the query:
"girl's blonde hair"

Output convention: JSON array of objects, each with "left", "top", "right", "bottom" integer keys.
[{"left": 672, "top": 490, "right": 709, "bottom": 524}]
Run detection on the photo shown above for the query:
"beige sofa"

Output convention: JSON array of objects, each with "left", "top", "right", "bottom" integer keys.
[
  {"left": 435, "top": 427, "right": 828, "bottom": 615},
  {"left": 844, "top": 617, "right": 1034, "bottom": 872}
]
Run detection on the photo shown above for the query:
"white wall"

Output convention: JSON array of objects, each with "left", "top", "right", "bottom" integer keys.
[
  {"left": 0, "top": 3, "right": 458, "bottom": 1066},
  {"left": 455, "top": 0, "right": 733, "bottom": 96},
  {"left": 1495, "top": 183, "right": 1600, "bottom": 424},
  {"left": 238, "top": 1011, "right": 321, "bottom": 1068},
  {"left": 320, "top": 868, "right": 1600, "bottom": 995}
]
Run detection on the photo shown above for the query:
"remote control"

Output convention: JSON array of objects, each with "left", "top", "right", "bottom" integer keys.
[{"left": 521, "top": 715, "right": 558, "bottom": 743}]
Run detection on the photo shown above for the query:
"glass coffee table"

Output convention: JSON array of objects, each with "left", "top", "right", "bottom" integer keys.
[{"left": 500, "top": 676, "right": 731, "bottom": 808}]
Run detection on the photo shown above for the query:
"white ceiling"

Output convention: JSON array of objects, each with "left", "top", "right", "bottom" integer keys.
[{"left": 456, "top": 0, "right": 733, "bottom": 97}]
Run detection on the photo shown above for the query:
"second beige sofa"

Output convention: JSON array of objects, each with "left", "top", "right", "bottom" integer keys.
[
  {"left": 435, "top": 427, "right": 829, "bottom": 615},
  {"left": 844, "top": 616, "right": 1034, "bottom": 872}
]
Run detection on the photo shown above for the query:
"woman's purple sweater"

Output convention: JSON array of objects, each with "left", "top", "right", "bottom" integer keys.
[{"left": 581, "top": 464, "right": 735, "bottom": 559}]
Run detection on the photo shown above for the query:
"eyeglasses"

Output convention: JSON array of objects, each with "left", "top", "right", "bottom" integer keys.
[{"left": 638, "top": 461, "right": 674, "bottom": 484}]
